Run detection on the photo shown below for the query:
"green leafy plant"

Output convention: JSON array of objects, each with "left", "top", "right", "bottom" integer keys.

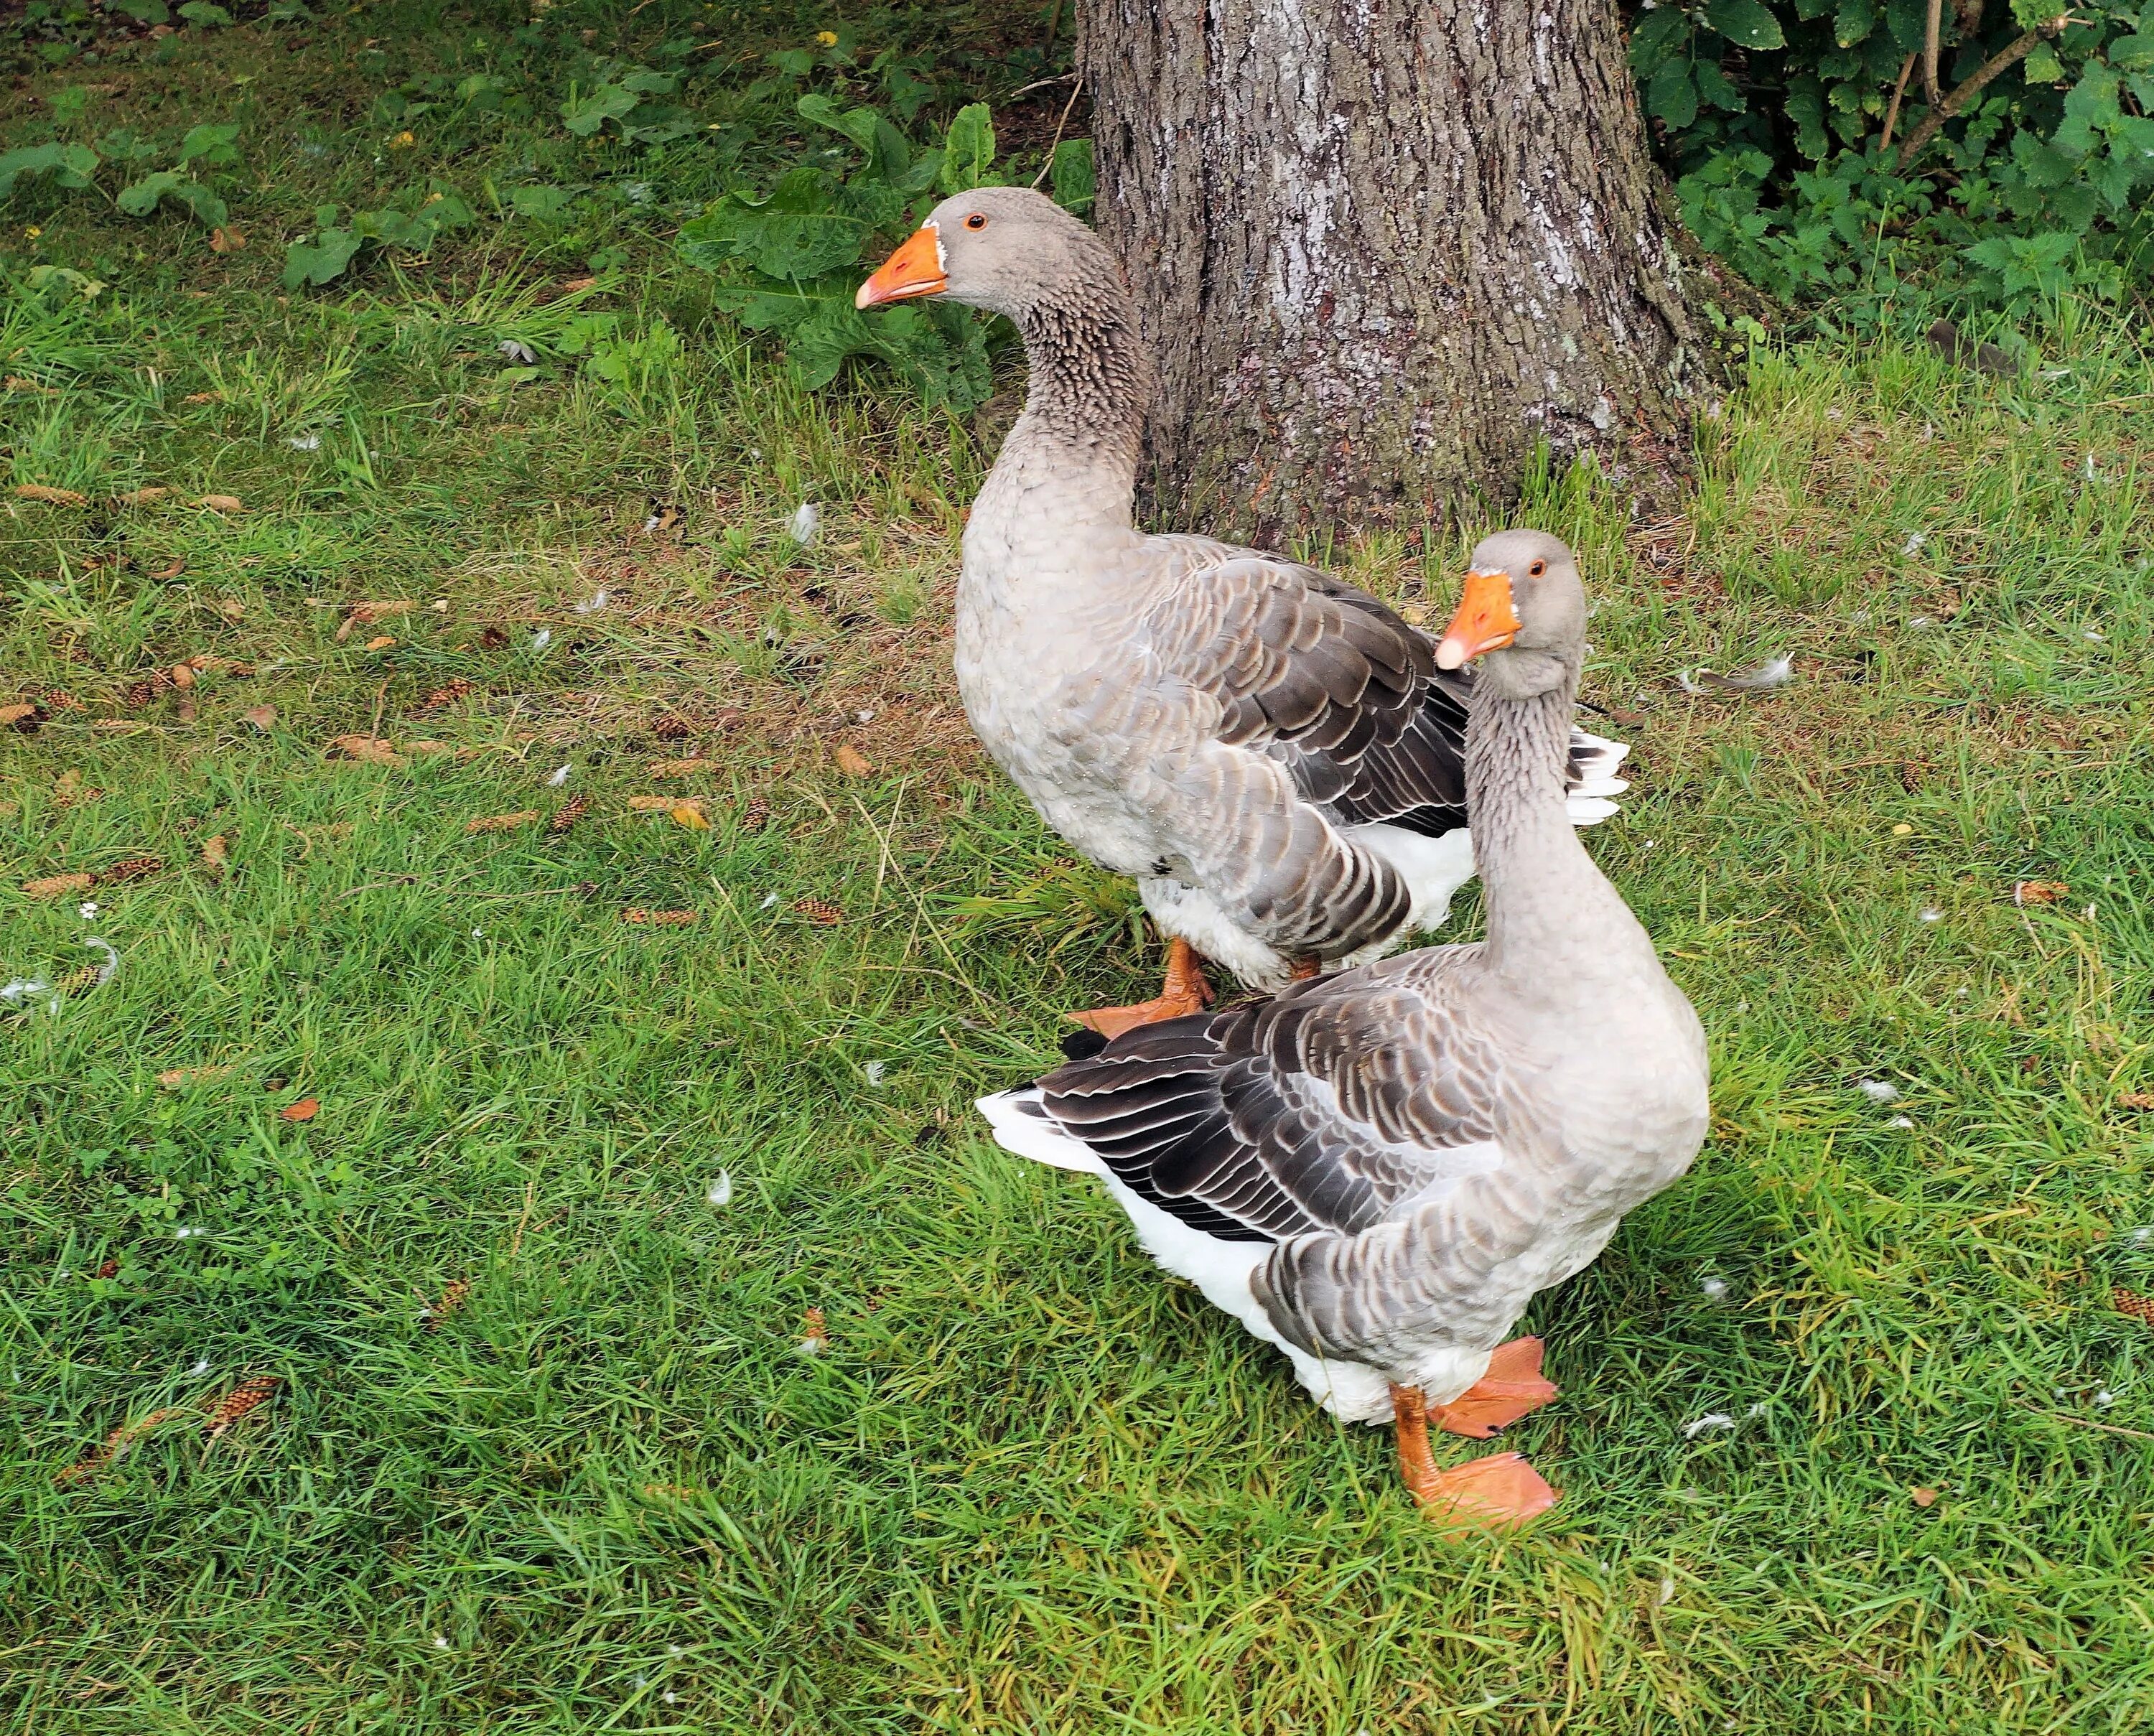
[
  {"left": 680, "top": 97, "right": 1073, "bottom": 410},
  {"left": 281, "top": 192, "right": 477, "bottom": 290},
  {"left": 559, "top": 65, "right": 699, "bottom": 146},
  {"left": 1631, "top": 0, "right": 2154, "bottom": 315}
]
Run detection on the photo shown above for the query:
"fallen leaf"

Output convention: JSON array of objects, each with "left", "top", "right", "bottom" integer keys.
[
  {"left": 157, "top": 1063, "right": 234, "bottom": 1090},
  {"left": 477, "top": 625, "right": 510, "bottom": 650},
  {"left": 416, "top": 676, "right": 475, "bottom": 711},
  {"left": 208, "top": 223, "right": 246, "bottom": 253},
  {"left": 621, "top": 907, "right": 697, "bottom": 925},
  {"left": 1, "top": 702, "right": 41, "bottom": 732},
  {"left": 1910, "top": 1487, "right": 1939, "bottom": 1508},
  {"left": 833, "top": 743, "right": 873, "bottom": 778},
  {"left": 205, "top": 1375, "right": 281, "bottom": 1439},
  {"left": 424, "top": 1278, "right": 471, "bottom": 1331},
  {"left": 362, "top": 635, "right": 397, "bottom": 652},
  {"left": 218, "top": 597, "right": 243, "bottom": 620},
  {"left": 648, "top": 757, "right": 714, "bottom": 778},
  {"left": 200, "top": 834, "right": 228, "bottom": 875},
  {"left": 336, "top": 601, "right": 414, "bottom": 642},
  {"left": 14, "top": 482, "right": 88, "bottom": 506},
  {"left": 22, "top": 872, "right": 98, "bottom": 899},
  {"left": 244, "top": 704, "right": 277, "bottom": 731},
  {"left": 117, "top": 485, "right": 172, "bottom": 506},
  {"left": 280, "top": 1098, "right": 320, "bottom": 1123},
  {"left": 2014, "top": 880, "right": 2068, "bottom": 905},
  {"left": 2120, "top": 1093, "right": 2154, "bottom": 1112},
  {"left": 169, "top": 663, "right": 196, "bottom": 690},
  {"left": 196, "top": 494, "right": 246, "bottom": 513},
  {"left": 406, "top": 739, "right": 450, "bottom": 755},
  {"left": 55, "top": 1406, "right": 189, "bottom": 1485},
  {"left": 146, "top": 557, "right": 187, "bottom": 581},
  {"left": 627, "top": 795, "right": 674, "bottom": 812},
  {"left": 328, "top": 734, "right": 405, "bottom": 766},
  {"left": 5, "top": 375, "right": 59, "bottom": 394},
  {"left": 669, "top": 802, "right": 712, "bottom": 831},
  {"left": 93, "top": 1258, "right": 118, "bottom": 1279},
  {"left": 465, "top": 810, "right": 540, "bottom": 834}
]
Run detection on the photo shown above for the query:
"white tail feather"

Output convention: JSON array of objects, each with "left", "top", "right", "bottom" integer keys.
[{"left": 976, "top": 1088, "right": 1106, "bottom": 1174}]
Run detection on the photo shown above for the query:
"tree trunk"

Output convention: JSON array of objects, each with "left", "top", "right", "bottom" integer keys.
[{"left": 1078, "top": 0, "right": 1712, "bottom": 545}]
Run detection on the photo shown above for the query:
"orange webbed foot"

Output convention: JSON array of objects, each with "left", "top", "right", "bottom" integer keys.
[
  {"left": 1421, "top": 1451, "right": 1559, "bottom": 1529},
  {"left": 1071, "top": 937, "right": 1214, "bottom": 1037},
  {"left": 1427, "top": 1336, "right": 1559, "bottom": 1439},
  {"left": 1391, "top": 1383, "right": 1557, "bottom": 1529}
]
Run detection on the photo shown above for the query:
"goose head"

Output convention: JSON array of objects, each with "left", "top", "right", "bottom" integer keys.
[
  {"left": 856, "top": 186, "right": 1113, "bottom": 322},
  {"left": 1435, "top": 530, "right": 1587, "bottom": 700}
]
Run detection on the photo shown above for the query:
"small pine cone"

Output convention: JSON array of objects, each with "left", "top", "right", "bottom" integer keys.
[
  {"left": 45, "top": 688, "right": 83, "bottom": 710},
  {"left": 549, "top": 793, "right": 589, "bottom": 834},
  {"left": 99, "top": 855, "right": 164, "bottom": 884},
  {"left": 652, "top": 713, "right": 693, "bottom": 741},
  {"left": 792, "top": 896, "right": 844, "bottom": 927},
  {"left": 425, "top": 1278, "right": 471, "bottom": 1330},
  {"left": 740, "top": 795, "right": 770, "bottom": 833},
  {"left": 123, "top": 681, "right": 156, "bottom": 709},
  {"left": 622, "top": 907, "right": 698, "bottom": 926},
  {"left": 417, "top": 676, "right": 476, "bottom": 712},
  {"left": 2114, "top": 1287, "right": 2154, "bottom": 1326},
  {"left": 205, "top": 1375, "right": 281, "bottom": 1439},
  {"left": 93, "top": 1257, "right": 118, "bottom": 1279}
]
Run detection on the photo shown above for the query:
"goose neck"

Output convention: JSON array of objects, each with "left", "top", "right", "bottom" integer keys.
[
  {"left": 1003, "top": 279, "right": 1150, "bottom": 512},
  {"left": 1466, "top": 671, "right": 1608, "bottom": 968}
]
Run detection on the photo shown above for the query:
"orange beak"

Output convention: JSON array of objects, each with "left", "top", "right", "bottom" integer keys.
[
  {"left": 855, "top": 224, "right": 946, "bottom": 309},
  {"left": 1435, "top": 569, "right": 1522, "bottom": 669}
]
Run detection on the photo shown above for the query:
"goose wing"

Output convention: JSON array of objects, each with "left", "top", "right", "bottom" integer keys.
[
  {"left": 1140, "top": 543, "right": 1628, "bottom": 834},
  {"left": 1033, "top": 948, "right": 1525, "bottom": 1245}
]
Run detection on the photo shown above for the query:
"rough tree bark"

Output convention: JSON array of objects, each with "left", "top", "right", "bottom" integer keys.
[{"left": 1078, "top": 0, "right": 1713, "bottom": 543}]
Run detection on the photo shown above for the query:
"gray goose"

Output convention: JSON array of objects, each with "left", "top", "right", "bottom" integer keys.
[
  {"left": 978, "top": 533, "right": 1708, "bottom": 1524},
  {"left": 857, "top": 189, "right": 1628, "bottom": 1036}
]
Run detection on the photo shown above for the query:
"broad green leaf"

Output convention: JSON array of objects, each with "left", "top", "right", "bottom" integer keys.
[
  {"left": 1050, "top": 138, "right": 1095, "bottom": 214},
  {"left": 116, "top": 0, "right": 171, "bottom": 21},
  {"left": 561, "top": 84, "right": 640, "bottom": 137},
  {"left": 116, "top": 170, "right": 182, "bottom": 215},
  {"left": 798, "top": 93, "right": 882, "bottom": 157},
  {"left": 940, "top": 103, "right": 996, "bottom": 192},
  {"left": 510, "top": 185, "right": 575, "bottom": 220},
  {"left": 1648, "top": 60, "right": 1700, "bottom": 128},
  {"left": 177, "top": 1, "right": 234, "bottom": 24},
  {"left": 0, "top": 142, "right": 99, "bottom": 198},
  {"left": 1707, "top": 0, "right": 1786, "bottom": 49},
  {"left": 177, "top": 123, "right": 242, "bottom": 166},
  {"left": 1833, "top": 0, "right": 1875, "bottom": 47},
  {"left": 680, "top": 168, "right": 876, "bottom": 280},
  {"left": 282, "top": 227, "right": 361, "bottom": 289},
  {"left": 620, "top": 69, "right": 679, "bottom": 95}
]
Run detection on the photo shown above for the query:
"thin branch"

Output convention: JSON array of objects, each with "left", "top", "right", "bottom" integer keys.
[
  {"left": 1893, "top": 18, "right": 2068, "bottom": 172},
  {"left": 1922, "top": 0, "right": 1944, "bottom": 107},
  {"left": 1882, "top": 53, "right": 1917, "bottom": 151},
  {"left": 1030, "top": 78, "right": 1086, "bottom": 190}
]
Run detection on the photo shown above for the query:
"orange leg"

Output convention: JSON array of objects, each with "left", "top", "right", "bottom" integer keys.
[
  {"left": 1391, "top": 1383, "right": 1559, "bottom": 1528},
  {"left": 1427, "top": 1337, "right": 1560, "bottom": 1439},
  {"left": 1071, "top": 937, "right": 1215, "bottom": 1040}
]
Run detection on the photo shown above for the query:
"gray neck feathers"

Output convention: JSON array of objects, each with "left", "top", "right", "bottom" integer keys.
[
  {"left": 1012, "top": 261, "right": 1150, "bottom": 505},
  {"left": 1465, "top": 663, "right": 1613, "bottom": 974}
]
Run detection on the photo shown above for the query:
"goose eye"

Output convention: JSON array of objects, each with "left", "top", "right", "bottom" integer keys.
[
  {"left": 964, "top": 213, "right": 988, "bottom": 230},
  {"left": 1527, "top": 559, "right": 1547, "bottom": 578}
]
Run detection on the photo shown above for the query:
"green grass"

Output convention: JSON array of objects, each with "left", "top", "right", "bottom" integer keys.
[{"left": 6, "top": 6, "right": 2154, "bottom": 1732}]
